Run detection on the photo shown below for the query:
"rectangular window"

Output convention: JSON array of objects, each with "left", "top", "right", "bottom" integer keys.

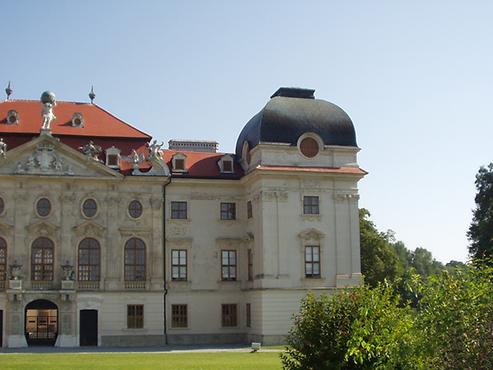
[
  {"left": 222, "top": 304, "right": 237, "bottom": 327},
  {"left": 171, "top": 201, "right": 187, "bottom": 219},
  {"left": 246, "top": 303, "right": 251, "bottom": 328},
  {"left": 171, "top": 304, "right": 188, "bottom": 328},
  {"left": 174, "top": 158, "right": 185, "bottom": 171},
  {"left": 247, "top": 249, "right": 253, "bottom": 281},
  {"left": 221, "top": 250, "right": 237, "bottom": 281},
  {"left": 220, "top": 202, "right": 236, "bottom": 220},
  {"left": 303, "top": 196, "right": 319, "bottom": 215},
  {"left": 247, "top": 201, "right": 252, "bottom": 219},
  {"left": 223, "top": 160, "right": 233, "bottom": 172},
  {"left": 107, "top": 154, "right": 118, "bottom": 167},
  {"left": 127, "top": 304, "right": 144, "bottom": 329},
  {"left": 171, "top": 250, "right": 187, "bottom": 281},
  {"left": 305, "top": 246, "right": 321, "bottom": 278}
]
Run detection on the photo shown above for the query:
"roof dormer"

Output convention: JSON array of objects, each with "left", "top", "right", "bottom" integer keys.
[
  {"left": 218, "top": 154, "right": 234, "bottom": 174},
  {"left": 6, "top": 110, "right": 19, "bottom": 125},
  {"left": 172, "top": 153, "right": 187, "bottom": 172},
  {"left": 71, "top": 112, "right": 84, "bottom": 127},
  {"left": 105, "top": 146, "right": 121, "bottom": 169}
]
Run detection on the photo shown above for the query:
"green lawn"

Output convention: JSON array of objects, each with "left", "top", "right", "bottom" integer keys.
[{"left": 0, "top": 352, "right": 282, "bottom": 370}]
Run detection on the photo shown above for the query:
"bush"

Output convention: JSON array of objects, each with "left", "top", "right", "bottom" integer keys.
[
  {"left": 415, "top": 264, "right": 493, "bottom": 369},
  {"left": 281, "top": 264, "right": 493, "bottom": 370},
  {"left": 280, "top": 284, "right": 416, "bottom": 370}
]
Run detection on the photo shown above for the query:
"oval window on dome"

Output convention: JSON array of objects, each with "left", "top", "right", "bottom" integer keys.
[
  {"left": 299, "top": 137, "right": 319, "bottom": 158},
  {"left": 82, "top": 198, "right": 98, "bottom": 218}
]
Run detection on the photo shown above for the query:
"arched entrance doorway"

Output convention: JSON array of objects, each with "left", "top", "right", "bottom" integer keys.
[{"left": 25, "top": 299, "right": 58, "bottom": 346}]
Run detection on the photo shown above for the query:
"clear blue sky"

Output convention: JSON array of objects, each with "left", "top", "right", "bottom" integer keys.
[{"left": 3, "top": 0, "right": 493, "bottom": 263}]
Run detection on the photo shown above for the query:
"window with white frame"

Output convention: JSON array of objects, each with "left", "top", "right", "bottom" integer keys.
[
  {"left": 220, "top": 202, "right": 236, "bottom": 220},
  {"left": 218, "top": 154, "right": 234, "bottom": 173},
  {"left": 304, "top": 245, "right": 320, "bottom": 278},
  {"left": 105, "top": 146, "right": 121, "bottom": 169},
  {"left": 171, "top": 201, "right": 187, "bottom": 219},
  {"left": 221, "top": 250, "right": 237, "bottom": 281},
  {"left": 171, "top": 249, "right": 187, "bottom": 281},
  {"left": 303, "top": 196, "right": 319, "bottom": 215},
  {"left": 172, "top": 153, "right": 187, "bottom": 172}
]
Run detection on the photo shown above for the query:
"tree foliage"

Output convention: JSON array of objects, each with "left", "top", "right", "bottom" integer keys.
[
  {"left": 468, "top": 163, "right": 493, "bottom": 260},
  {"left": 281, "top": 264, "right": 493, "bottom": 370},
  {"left": 359, "top": 209, "right": 402, "bottom": 286},
  {"left": 281, "top": 286, "right": 415, "bottom": 370},
  {"left": 360, "top": 209, "right": 444, "bottom": 286}
]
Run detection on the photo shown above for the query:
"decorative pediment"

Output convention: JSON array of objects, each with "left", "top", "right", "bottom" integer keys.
[
  {"left": 298, "top": 228, "right": 325, "bottom": 241},
  {"left": 73, "top": 221, "right": 106, "bottom": 238},
  {"left": 0, "top": 222, "right": 14, "bottom": 236},
  {"left": 133, "top": 157, "right": 170, "bottom": 177},
  {"left": 15, "top": 142, "right": 74, "bottom": 175},
  {"left": 0, "top": 135, "right": 123, "bottom": 178},
  {"left": 118, "top": 227, "right": 152, "bottom": 238},
  {"left": 26, "top": 221, "right": 60, "bottom": 236}
]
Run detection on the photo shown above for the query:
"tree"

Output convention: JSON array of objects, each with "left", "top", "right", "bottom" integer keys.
[
  {"left": 410, "top": 247, "right": 444, "bottom": 277},
  {"left": 468, "top": 163, "right": 493, "bottom": 260},
  {"left": 359, "top": 209, "right": 403, "bottom": 286}
]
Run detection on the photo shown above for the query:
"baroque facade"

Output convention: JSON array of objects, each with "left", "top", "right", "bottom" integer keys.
[{"left": 0, "top": 87, "right": 365, "bottom": 347}]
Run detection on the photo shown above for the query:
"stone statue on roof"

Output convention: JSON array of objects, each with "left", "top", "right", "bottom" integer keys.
[
  {"left": 0, "top": 138, "right": 7, "bottom": 157},
  {"left": 148, "top": 140, "right": 164, "bottom": 161},
  {"left": 40, "top": 91, "right": 57, "bottom": 133},
  {"left": 79, "top": 140, "right": 102, "bottom": 161}
]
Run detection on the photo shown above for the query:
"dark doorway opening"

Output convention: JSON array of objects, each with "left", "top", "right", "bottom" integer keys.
[
  {"left": 25, "top": 299, "right": 58, "bottom": 346},
  {"left": 0, "top": 309, "right": 3, "bottom": 347},
  {"left": 79, "top": 309, "right": 98, "bottom": 346}
]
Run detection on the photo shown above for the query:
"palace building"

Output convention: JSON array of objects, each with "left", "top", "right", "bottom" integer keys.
[{"left": 0, "top": 86, "right": 365, "bottom": 347}]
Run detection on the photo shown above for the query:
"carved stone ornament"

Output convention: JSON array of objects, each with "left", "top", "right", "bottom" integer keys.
[
  {"left": 15, "top": 142, "right": 74, "bottom": 175},
  {"left": 61, "top": 261, "right": 75, "bottom": 280},
  {"left": 25, "top": 220, "right": 59, "bottom": 236},
  {"left": 121, "top": 149, "right": 145, "bottom": 170},
  {"left": 79, "top": 141, "right": 102, "bottom": 161},
  {"left": 0, "top": 138, "right": 7, "bottom": 157},
  {"left": 333, "top": 192, "right": 360, "bottom": 202},
  {"left": 147, "top": 140, "right": 164, "bottom": 161},
  {"left": 132, "top": 156, "right": 170, "bottom": 177},
  {"left": 73, "top": 221, "right": 106, "bottom": 238},
  {"left": 298, "top": 228, "right": 325, "bottom": 241},
  {"left": 9, "top": 260, "right": 22, "bottom": 280}
]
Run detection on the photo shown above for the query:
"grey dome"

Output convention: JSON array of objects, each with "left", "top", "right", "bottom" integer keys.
[
  {"left": 235, "top": 87, "right": 357, "bottom": 157},
  {"left": 40, "top": 91, "right": 56, "bottom": 104}
]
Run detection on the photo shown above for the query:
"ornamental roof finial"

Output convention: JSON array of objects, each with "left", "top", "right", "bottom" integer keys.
[
  {"left": 5, "top": 81, "right": 12, "bottom": 100},
  {"left": 89, "top": 85, "right": 96, "bottom": 104}
]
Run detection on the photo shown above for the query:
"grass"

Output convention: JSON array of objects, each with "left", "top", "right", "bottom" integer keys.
[{"left": 0, "top": 352, "right": 283, "bottom": 370}]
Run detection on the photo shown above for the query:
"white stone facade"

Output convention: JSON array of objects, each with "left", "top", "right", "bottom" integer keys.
[{"left": 0, "top": 88, "right": 365, "bottom": 347}]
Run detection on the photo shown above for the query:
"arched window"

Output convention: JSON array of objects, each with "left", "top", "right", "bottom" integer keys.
[
  {"left": 78, "top": 238, "right": 100, "bottom": 281},
  {"left": 0, "top": 237, "right": 6, "bottom": 282},
  {"left": 124, "top": 238, "right": 146, "bottom": 281},
  {"left": 32, "top": 237, "right": 54, "bottom": 281}
]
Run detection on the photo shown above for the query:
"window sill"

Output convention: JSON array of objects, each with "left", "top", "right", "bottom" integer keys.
[
  {"left": 122, "top": 328, "right": 148, "bottom": 333},
  {"left": 168, "top": 218, "right": 191, "bottom": 223},
  {"left": 301, "top": 214, "right": 321, "bottom": 222}
]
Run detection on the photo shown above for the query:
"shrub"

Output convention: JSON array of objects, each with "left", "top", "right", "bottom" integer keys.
[{"left": 281, "top": 284, "right": 416, "bottom": 370}]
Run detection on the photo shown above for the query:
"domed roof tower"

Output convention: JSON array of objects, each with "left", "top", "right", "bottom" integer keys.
[{"left": 235, "top": 87, "right": 357, "bottom": 158}]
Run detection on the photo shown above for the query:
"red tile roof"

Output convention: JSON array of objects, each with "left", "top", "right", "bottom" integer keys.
[
  {"left": 0, "top": 100, "right": 151, "bottom": 139},
  {"left": 162, "top": 149, "right": 243, "bottom": 179}
]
